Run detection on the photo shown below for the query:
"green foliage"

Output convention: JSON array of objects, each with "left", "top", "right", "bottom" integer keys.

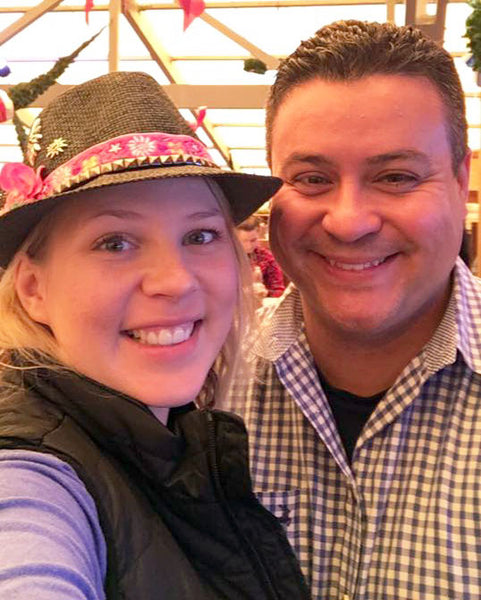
[
  {"left": 12, "top": 113, "right": 28, "bottom": 155},
  {"left": 8, "top": 29, "right": 103, "bottom": 109},
  {"left": 243, "top": 58, "right": 268, "bottom": 75},
  {"left": 466, "top": 0, "right": 481, "bottom": 71}
]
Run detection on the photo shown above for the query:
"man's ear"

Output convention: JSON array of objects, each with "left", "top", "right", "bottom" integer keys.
[
  {"left": 457, "top": 150, "right": 472, "bottom": 202},
  {"left": 14, "top": 254, "right": 50, "bottom": 326}
]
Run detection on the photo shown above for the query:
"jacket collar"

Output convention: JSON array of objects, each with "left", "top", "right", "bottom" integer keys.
[
  {"left": 17, "top": 364, "right": 192, "bottom": 481},
  {"left": 13, "top": 363, "right": 252, "bottom": 500}
]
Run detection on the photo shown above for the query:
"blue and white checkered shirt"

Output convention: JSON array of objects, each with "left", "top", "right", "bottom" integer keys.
[{"left": 226, "top": 258, "right": 481, "bottom": 600}]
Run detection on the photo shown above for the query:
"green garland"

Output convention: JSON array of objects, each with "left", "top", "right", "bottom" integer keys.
[
  {"left": 8, "top": 29, "right": 102, "bottom": 109},
  {"left": 244, "top": 58, "right": 267, "bottom": 75},
  {"left": 465, "top": 0, "right": 481, "bottom": 71},
  {"left": 7, "top": 29, "right": 103, "bottom": 153}
]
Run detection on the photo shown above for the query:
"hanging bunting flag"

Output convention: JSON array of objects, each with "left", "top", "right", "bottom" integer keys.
[
  {"left": 189, "top": 106, "right": 207, "bottom": 131},
  {"left": 85, "top": 0, "right": 94, "bottom": 24},
  {"left": 0, "top": 89, "right": 14, "bottom": 123},
  {"left": 178, "top": 0, "right": 206, "bottom": 30}
]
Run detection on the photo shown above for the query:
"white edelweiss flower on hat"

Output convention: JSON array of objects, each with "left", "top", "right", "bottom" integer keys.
[{"left": 127, "top": 135, "right": 157, "bottom": 157}]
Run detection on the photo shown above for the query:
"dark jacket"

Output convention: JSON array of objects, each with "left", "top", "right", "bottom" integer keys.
[{"left": 0, "top": 365, "right": 310, "bottom": 600}]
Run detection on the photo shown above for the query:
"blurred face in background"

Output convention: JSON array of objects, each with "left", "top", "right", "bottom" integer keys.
[{"left": 237, "top": 228, "right": 259, "bottom": 255}]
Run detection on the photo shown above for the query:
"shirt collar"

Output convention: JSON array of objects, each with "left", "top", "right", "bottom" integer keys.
[
  {"left": 252, "top": 283, "right": 304, "bottom": 361},
  {"left": 253, "top": 258, "right": 481, "bottom": 376},
  {"left": 450, "top": 257, "right": 481, "bottom": 375}
]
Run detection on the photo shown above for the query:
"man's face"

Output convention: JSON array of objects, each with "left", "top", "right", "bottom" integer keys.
[
  {"left": 269, "top": 74, "right": 470, "bottom": 344},
  {"left": 237, "top": 228, "right": 259, "bottom": 255}
]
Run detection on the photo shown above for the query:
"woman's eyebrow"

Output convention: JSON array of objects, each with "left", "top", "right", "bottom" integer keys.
[
  {"left": 185, "top": 209, "right": 223, "bottom": 221},
  {"left": 90, "top": 209, "right": 143, "bottom": 220}
]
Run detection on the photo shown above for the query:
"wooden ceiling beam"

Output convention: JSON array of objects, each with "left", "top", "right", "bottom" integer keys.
[
  {"left": 0, "top": 83, "right": 271, "bottom": 110},
  {"left": 3, "top": 0, "right": 468, "bottom": 11},
  {"left": 122, "top": 1, "right": 237, "bottom": 168},
  {"left": 167, "top": 84, "right": 270, "bottom": 108},
  {"left": 405, "top": 0, "right": 448, "bottom": 42},
  {"left": 0, "top": 0, "right": 63, "bottom": 45},
  {"left": 199, "top": 12, "right": 279, "bottom": 70},
  {"left": 109, "top": 0, "right": 122, "bottom": 72},
  {"left": 123, "top": 0, "right": 181, "bottom": 82}
]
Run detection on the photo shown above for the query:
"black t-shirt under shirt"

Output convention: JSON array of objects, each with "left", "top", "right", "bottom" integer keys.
[{"left": 317, "top": 370, "right": 386, "bottom": 462}]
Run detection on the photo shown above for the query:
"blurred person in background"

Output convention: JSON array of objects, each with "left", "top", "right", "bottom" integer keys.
[{"left": 237, "top": 215, "right": 285, "bottom": 298}]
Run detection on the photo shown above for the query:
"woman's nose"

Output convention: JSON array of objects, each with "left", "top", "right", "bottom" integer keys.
[
  {"left": 321, "top": 182, "right": 382, "bottom": 242},
  {"left": 140, "top": 249, "right": 198, "bottom": 299}
]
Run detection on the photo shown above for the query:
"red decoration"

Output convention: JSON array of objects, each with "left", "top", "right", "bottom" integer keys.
[
  {"left": 0, "top": 90, "right": 13, "bottom": 123},
  {"left": 85, "top": 0, "right": 94, "bottom": 24},
  {"left": 178, "top": 0, "right": 205, "bottom": 30},
  {"left": 189, "top": 106, "right": 207, "bottom": 131}
]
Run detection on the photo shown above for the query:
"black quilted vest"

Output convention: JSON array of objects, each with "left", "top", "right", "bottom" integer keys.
[{"left": 0, "top": 366, "right": 310, "bottom": 600}]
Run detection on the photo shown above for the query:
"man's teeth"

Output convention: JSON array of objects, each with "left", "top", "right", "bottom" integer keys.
[
  {"left": 128, "top": 323, "right": 195, "bottom": 346},
  {"left": 326, "top": 257, "right": 386, "bottom": 271}
]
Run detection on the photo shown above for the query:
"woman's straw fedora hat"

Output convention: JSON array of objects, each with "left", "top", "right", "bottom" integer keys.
[{"left": 0, "top": 71, "right": 281, "bottom": 267}]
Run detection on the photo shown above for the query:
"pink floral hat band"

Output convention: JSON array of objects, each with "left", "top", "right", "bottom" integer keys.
[{"left": 0, "top": 131, "right": 217, "bottom": 216}]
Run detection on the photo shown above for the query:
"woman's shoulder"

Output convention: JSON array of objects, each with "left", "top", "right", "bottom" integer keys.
[
  {"left": 0, "top": 447, "right": 96, "bottom": 497},
  {"left": 0, "top": 375, "right": 64, "bottom": 439},
  {"left": 0, "top": 448, "right": 107, "bottom": 599}
]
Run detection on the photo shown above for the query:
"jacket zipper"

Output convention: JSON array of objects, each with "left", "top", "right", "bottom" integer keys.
[{"left": 204, "top": 410, "right": 282, "bottom": 600}]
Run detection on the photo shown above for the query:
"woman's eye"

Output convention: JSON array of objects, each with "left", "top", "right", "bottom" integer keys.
[
  {"left": 96, "top": 235, "right": 134, "bottom": 253},
  {"left": 184, "top": 229, "right": 219, "bottom": 245}
]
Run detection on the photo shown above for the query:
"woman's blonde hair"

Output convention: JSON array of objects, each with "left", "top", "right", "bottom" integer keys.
[{"left": 0, "top": 178, "right": 256, "bottom": 407}]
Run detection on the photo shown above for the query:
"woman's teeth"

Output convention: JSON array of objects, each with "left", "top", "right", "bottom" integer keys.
[{"left": 127, "top": 322, "right": 195, "bottom": 346}]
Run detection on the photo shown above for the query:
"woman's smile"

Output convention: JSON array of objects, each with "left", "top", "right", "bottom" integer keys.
[{"left": 124, "top": 321, "right": 197, "bottom": 346}]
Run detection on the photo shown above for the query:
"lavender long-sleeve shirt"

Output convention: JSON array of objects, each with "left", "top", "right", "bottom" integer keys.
[{"left": 0, "top": 449, "right": 107, "bottom": 599}]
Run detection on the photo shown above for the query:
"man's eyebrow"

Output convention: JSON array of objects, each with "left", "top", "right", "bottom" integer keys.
[
  {"left": 282, "top": 150, "right": 433, "bottom": 168},
  {"left": 366, "top": 150, "right": 433, "bottom": 166},
  {"left": 283, "top": 153, "right": 334, "bottom": 167}
]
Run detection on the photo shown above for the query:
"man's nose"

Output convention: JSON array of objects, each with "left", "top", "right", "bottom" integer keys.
[{"left": 321, "top": 182, "right": 382, "bottom": 242}]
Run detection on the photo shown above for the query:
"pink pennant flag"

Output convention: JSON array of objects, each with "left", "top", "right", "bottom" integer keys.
[
  {"left": 178, "top": 0, "right": 206, "bottom": 30},
  {"left": 189, "top": 106, "right": 207, "bottom": 131},
  {"left": 0, "top": 89, "right": 13, "bottom": 123},
  {"left": 85, "top": 0, "right": 94, "bottom": 24}
]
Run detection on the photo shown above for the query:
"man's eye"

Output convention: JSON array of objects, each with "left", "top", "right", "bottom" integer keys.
[
  {"left": 295, "top": 174, "right": 330, "bottom": 185},
  {"left": 377, "top": 172, "right": 419, "bottom": 186},
  {"left": 289, "top": 173, "right": 332, "bottom": 195},
  {"left": 184, "top": 229, "right": 219, "bottom": 245},
  {"left": 96, "top": 235, "right": 134, "bottom": 252}
]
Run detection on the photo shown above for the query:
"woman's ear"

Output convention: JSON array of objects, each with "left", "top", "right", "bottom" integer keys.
[{"left": 14, "top": 254, "right": 50, "bottom": 325}]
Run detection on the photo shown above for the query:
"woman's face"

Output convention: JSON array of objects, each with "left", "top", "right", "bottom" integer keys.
[{"left": 16, "top": 177, "right": 238, "bottom": 420}]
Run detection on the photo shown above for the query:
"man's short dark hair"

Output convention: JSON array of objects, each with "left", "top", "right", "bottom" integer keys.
[{"left": 266, "top": 20, "right": 468, "bottom": 171}]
